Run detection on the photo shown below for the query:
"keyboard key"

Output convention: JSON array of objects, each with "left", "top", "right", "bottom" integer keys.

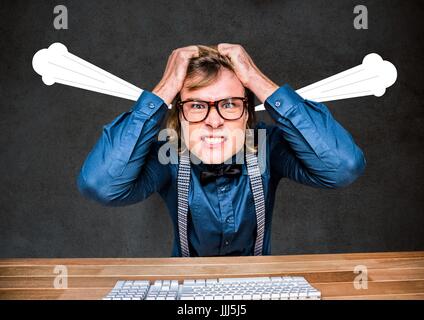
[
  {"left": 262, "top": 293, "right": 271, "bottom": 299},
  {"left": 195, "top": 279, "right": 206, "bottom": 286},
  {"left": 271, "top": 293, "right": 280, "bottom": 299},
  {"left": 280, "top": 292, "right": 289, "bottom": 299}
]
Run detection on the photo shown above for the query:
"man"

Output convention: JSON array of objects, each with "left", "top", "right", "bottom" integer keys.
[{"left": 77, "top": 44, "right": 366, "bottom": 257}]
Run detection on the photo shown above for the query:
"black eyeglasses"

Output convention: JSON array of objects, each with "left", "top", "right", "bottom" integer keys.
[{"left": 177, "top": 97, "right": 248, "bottom": 123}]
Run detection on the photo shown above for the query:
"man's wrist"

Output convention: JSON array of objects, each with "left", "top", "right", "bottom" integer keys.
[
  {"left": 152, "top": 81, "right": 178, "bottom": 105},
  {"left": 246, "top": 72, "right": 279, "bottom": 103}
]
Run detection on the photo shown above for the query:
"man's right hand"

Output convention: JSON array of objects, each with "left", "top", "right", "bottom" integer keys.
[{"left": 152, "top": 46, "right": 199, "bottom": 105}]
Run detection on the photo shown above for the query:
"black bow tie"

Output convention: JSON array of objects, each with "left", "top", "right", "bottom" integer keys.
[{"left": 200, "top": 164, "right": 242, "bottom": 185}]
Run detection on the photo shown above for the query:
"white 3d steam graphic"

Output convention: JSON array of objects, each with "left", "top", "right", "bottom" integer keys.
[{"left": 32, "top": 43, "right": 397, "bottom": 110}]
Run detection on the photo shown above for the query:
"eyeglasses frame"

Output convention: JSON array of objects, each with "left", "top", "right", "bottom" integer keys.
[{"left": 177, "top": 97, "right": 249, "bottom": 123}]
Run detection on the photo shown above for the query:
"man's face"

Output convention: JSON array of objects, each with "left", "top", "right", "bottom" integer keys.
[{"left": 179, "top": 68, "right": 248, "bottom": 164}]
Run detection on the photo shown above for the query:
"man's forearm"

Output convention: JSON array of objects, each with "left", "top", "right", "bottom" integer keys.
[
  {"left": 246, "top": 71, "right": 279, "bottom": 103},
  {"left": 77, "top": 90, "right": 167, "bottom": 205},
  {"left": 265, "top": 84, "right": 366, "bottom": 188}
]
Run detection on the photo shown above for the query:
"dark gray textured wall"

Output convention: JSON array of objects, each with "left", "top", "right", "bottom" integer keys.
[{"left": 1, "top": 0, "right": 423, "bottom": 257}]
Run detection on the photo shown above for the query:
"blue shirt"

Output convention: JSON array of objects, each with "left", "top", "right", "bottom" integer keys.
[{"left": 77, "top": 84, "right": 366, "bottom": 257}]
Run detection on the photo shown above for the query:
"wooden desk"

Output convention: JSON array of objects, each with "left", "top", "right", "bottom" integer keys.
[{"left": 1, "top": 251, "right": 423, "bottom": 300}]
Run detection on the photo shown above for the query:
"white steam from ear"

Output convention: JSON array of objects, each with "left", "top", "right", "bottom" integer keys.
[
  {"left": 254, "top": 53, "right": 397, "bottom": 111},
  {"left": 32, "top": 43, "right": 142, "bottom": 101}
]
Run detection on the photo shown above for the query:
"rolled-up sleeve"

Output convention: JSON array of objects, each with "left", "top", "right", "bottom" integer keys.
[
  {"left": 77, "top": 90, "right": 171, "bottom": 206},
  {"left": 265, "top": 84, "right": 366, "bottom": 188}
]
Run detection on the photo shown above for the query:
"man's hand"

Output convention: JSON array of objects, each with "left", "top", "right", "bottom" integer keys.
[
  {"left": 217, "top": 43, "right": 279, "bottom": 103},
  {"left": 152, "top": 46, "right": 199, "bottom": 105}
]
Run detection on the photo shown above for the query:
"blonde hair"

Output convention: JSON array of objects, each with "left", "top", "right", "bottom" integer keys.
[{"left": 165, "top": 45, "right": 257, "bottom": 154}]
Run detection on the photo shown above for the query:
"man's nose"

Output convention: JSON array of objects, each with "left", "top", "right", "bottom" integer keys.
[{"left": 204, "top": 106, "right": 224, "bottom": 127}]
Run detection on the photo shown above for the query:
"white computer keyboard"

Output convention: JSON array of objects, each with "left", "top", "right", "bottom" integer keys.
[{"left": 103, "top": 276, "right": 321, "bottom": 300}]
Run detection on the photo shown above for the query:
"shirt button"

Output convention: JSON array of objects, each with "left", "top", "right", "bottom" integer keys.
[
  {"left": 275, "top": 100, "right": 281, "bottom": 107},
  {"left": 225, "top": 217, "right": 231, "bottom": 223},
  {"left": 224, "top": 241, "right": 229, "bottom": 246},
  {"left": 148, "top": 102, "right": 155, "bottom": 109}
]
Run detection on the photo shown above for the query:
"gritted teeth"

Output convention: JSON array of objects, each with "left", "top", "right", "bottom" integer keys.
[
  {"left": 201, "top": 135, "right": 226, "bottom": 139},
  {"left": 202, "top": 136, "right": 227, "bottom": 144}
]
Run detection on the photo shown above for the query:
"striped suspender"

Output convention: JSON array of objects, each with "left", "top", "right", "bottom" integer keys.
[
  {"left": 177, "top": 150, "right": 191, "bottom": 258},
  {"left": 177, "top": 150, "right": 266, "bottom": 257},
  {"left": 245, "top": 151, "right": 266, "bottom": 256}
]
